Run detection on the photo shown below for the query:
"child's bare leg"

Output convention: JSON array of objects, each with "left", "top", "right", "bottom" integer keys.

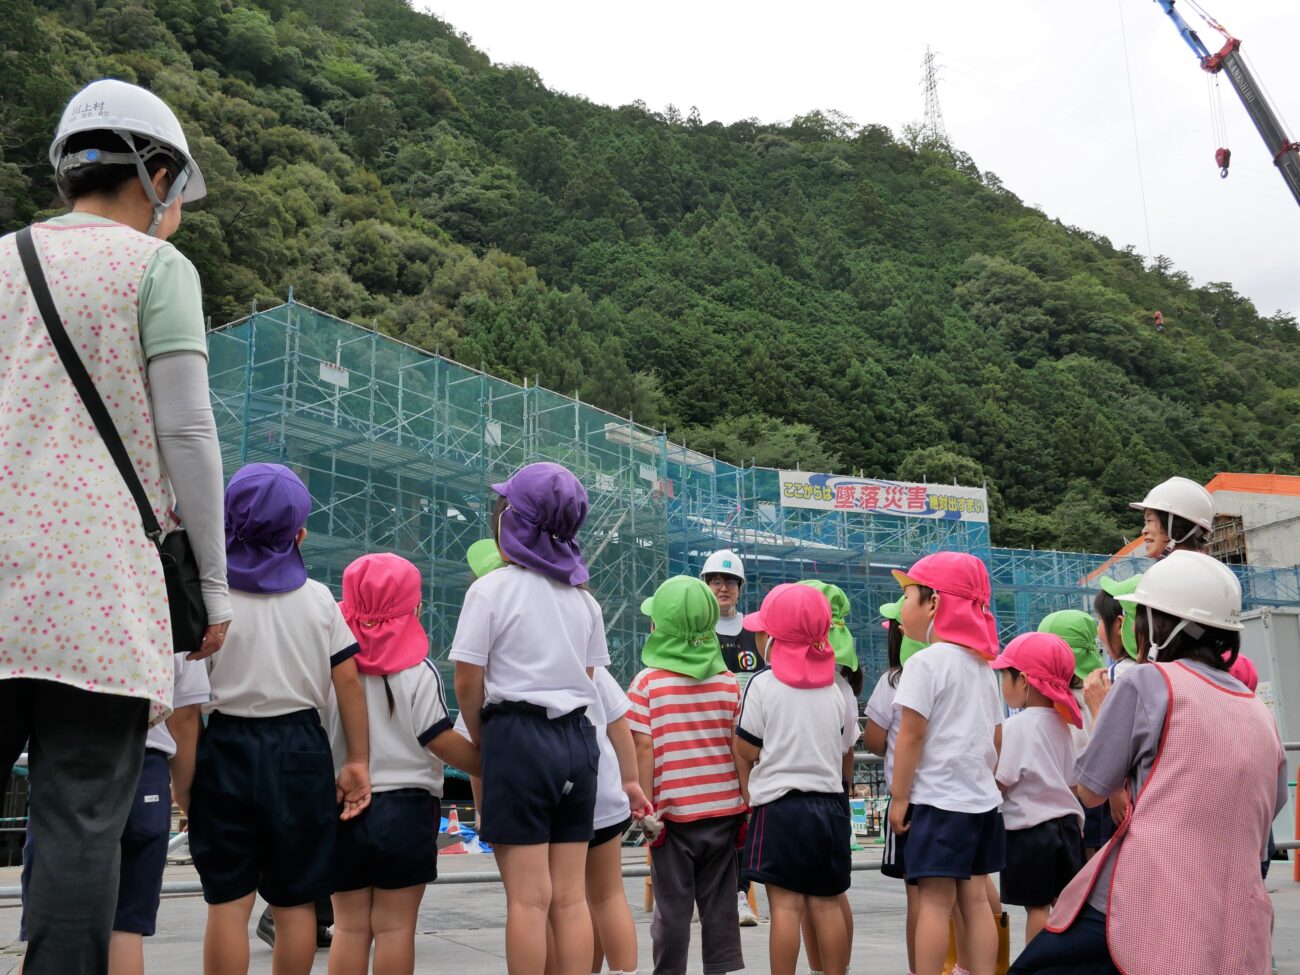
[
  {"left": 544, "top": 921, "right": 558, "bottom": 975},
  {"left": 547, "top": 842, "right": 593, "bottom": 975},
  {"left": 914, "top": 878, "right": 957, "bottom": 975},
  {"left": 838, "top": 892, "right": 853, "bottom": 969},
  {"left": 807, "top": 894, "right": 849, "bottom": 975},
  {"left": 204, "top": 893, "right": 256, "bottom": 975},
  {"left": 801, "top": 911, "right": 823, "bottom": 972},
  {"left": 270, "top": 903, "right": 318, "bottom": 975},
  {"left": 953, "top": 899, "right": 968, "bottom": 970},
  {"left": 984, "top": 875, "right": 1001, "bottom": 915},
  {"left": 1024, "top": 905, "right": 1049, "bottom": 945},
  {"left": 497, "top": 844, "right": 554, "bottom": 975},
  {"left": 766, "top": 885, "right": 806, "bottom": 975},
  {"left": 954, "top": 878, "right": 996, "bottom": 975},
  {"left": 370, "top": 885, "right": 424, "bottom": 975},
  {"left": 590, "top": 920, "right": 604, "bottom": 974},
  {"left": 108, "top": 931, "right": 144, "bottom": 975},
  {"left": 328, "top": 888, "right": 373, "bottom": 975},
  {"left": 586, "top": 836, "right": 635, "bottom": 973},
  {"left": 905, "top": 883, "right": 920, "bottom": 973}
]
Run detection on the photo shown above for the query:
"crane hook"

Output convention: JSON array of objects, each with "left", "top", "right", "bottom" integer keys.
[{"left": 1215, "top": 146, "right": 1232, "bottom": 179}]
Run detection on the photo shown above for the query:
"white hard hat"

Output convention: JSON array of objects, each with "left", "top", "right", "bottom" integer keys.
[
  {"left": 1129, "top": 476, "right": 1215, "bottom": 533},
  {"left": 49, "top": 79, "right": 206, "bottom": 232},
  {"left": 1125, "top": 551, "right": 1242, "bottom": 658},
  {"left": 700, "top": 549, "right": 746, "bottom": 583}
]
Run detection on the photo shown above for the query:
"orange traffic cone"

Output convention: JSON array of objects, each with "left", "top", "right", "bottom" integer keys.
[{"left": 443, "top": 807, "right": 467, "bottom": 855}]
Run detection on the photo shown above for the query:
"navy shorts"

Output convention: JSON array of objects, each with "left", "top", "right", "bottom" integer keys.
[
  {"left": 591, "top": 815, "right": 631, "bottom": 849},
  {"left": 20, "top": 749, "right": 172, "bottom": 938},
  {"left": 189, "top": 710, "right": 337, "bottom": 906},
  {"left": 904, "top": 803, "right": 1005, "bottom": 884},
  {"left": 478, "top": 702, "right": 598, "bottom": 846},
  {"left": 337, "top": 789, "right": 440, "bottom": 892},
  {"left": 1001, "top": 815, "right": 1084, "bottom": 907},
  {"left": 742, "top": 791, "right": 851, "bottom": 897},
  {"left": 1082, "top": 800, "right": 1115, "bottom": 850},
  {"left": 881, "top": 798, "right": 909, "bottom": 880}
]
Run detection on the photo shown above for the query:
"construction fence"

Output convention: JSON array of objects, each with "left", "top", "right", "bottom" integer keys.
[{"left": 207, "top": 300, "right": 1300, "bottom": 702}]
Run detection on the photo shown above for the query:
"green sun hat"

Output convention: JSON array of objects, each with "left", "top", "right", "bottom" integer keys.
[
  {"left": 879, "top": 598, "right": 927, "bottom": 665},
  {"left": 1037, "top": 609, "right": 1104, "bottom": 680},
  {"left": 798, "top": 579, "right": 856, "bottom": 670},
  {"left": 640, "top": 576, "right": 726, "bottom": 680},
  {"left": 1099, "top": 575, "right": 1142, "bottom": 659},
  {"left": 466, "top": 539, "right": 507, "bottom": 578}
]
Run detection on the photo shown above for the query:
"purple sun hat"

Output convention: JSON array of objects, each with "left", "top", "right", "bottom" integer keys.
[
  {"left": 224, "top": 463, "right": 312, "bottom": 594},
  {"left": 491, "top": 462, "right": 590, "bottom": 586}
]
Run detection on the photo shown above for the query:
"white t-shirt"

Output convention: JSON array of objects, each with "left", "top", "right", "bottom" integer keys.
[
  {"left": 327, "top": 658, "right": 453, "bottom": 796},
  {"left": 737, "top": 670, "right": 858, "bottom": 807},
  {"left": 449, "top": 565, "right": 609, "bottom": 719},
  {"left": 205, "top": 580, "right": 359, "bottom": 717},
  {"left": 865, "top": 671, "right": 902, "bottom": 785},
  {"left": 146, "top": 652, "right": 211, "bottom": 757},
  {"left": 591, "top": 667, "right": 633, "bottom": 829},
  {"left": 835, "top": 673, "right": 862, "bottom": 756},
  {"left": 893, "top": 642, "right": 1003, "bottom": 813},
  {"left": 996, "top": 707, "right": 1083, "bottom": 830}
]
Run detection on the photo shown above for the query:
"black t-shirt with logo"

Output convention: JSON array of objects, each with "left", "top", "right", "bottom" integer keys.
[{"left": 716, "top": 614, "right": 762, "bottom": 681}]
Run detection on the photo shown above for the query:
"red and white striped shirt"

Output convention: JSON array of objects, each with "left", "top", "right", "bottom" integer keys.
[{"left": 626, "top": 668, "right": 746, "bottom": 823}]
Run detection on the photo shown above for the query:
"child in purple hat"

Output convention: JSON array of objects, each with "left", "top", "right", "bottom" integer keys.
[
  {"left": 451, "top": 462, "right": 609, "bottom": 975},
  {"left": 189, "top": 463, "right": 372, "bottom": 975}
]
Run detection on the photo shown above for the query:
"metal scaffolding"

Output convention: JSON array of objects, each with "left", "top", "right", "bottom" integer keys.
[{"left": 208, "top": 299, "right": 1300, "bottom": 700}]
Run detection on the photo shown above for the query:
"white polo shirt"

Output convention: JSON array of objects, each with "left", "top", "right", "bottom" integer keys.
[
  {"left": 327, "top": 658, "right": 454, "bottom": 796},
  {"left": 736, "top": 670, "right": 858, "bottom": 807},
  {"left": 996, "top": 706, "right": 1083, "bottom": 830},
  {"left": 449, "top": 565, "right": 608, "bottom": 718},
  {"left": 205, "top": 580, "right": 359, "bottom": 717},
  {"left": 146, "top": 652, "right": 211, "bottom": 757},
  {"left": 591, "top": 666, "right": 633, "bottom": 829}
]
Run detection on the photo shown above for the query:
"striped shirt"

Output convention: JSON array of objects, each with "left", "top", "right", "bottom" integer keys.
[{"left": 626, "top": 668, "right": 746, "bottom": 823}]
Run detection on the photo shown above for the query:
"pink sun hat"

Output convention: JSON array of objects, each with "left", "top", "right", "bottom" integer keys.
[
  {"left": 1227, "top": 653, "right": 1259, "bottom": 693},
  {"left": 893, "top": 552, "right": 1000, "bottom": 659},
  {"left": 991, "top": 632, "right": 1083, "bottom": 728},
  {"left": 743, "top": 583, "right": 835, "bottom": 688},
  {"left": 340, "top": 553, "right": 430, "bottom": 677}
]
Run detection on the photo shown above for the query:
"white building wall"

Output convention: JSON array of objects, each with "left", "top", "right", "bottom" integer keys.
[{"left": 1213, "top": 490, "right": 1300, "bottom": 568}]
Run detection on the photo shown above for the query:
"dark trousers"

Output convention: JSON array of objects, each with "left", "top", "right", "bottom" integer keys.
[
  {"left": 649, "top": 815, "right": 744, "bottom": 975},
  {"left": 1008, "top": 904, "right": 1120, "bottom": 975},
  {"left": 0, "top": 678, "right": 148, "bottom": 975}
]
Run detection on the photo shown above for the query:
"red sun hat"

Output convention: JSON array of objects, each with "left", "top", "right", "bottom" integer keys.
[
  {"left": 743, "top": 583, "right": 835, "bottom": 688},
  {"left": 893, "top": 552, "right": 1000, "bottom": 659},
  {"left": 991, "top": 632, "right": 1083, "bottom": 729},
  {"left": 340, "top": 553, "right": 431, "bottom": 677}
]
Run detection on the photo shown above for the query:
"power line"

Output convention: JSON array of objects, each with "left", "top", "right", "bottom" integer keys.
[{"left": 1115, "top": 0, "right": 1155, "bottom": 259}]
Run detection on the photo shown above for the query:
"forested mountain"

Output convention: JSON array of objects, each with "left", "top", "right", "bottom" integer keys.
[{"left": 4, "top": 0, "right": 1298, "bottom": 551}]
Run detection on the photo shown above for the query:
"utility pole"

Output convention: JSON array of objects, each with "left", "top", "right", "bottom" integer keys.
[{"left": 921, "top": 45, "right": 949, "bottom": 148}]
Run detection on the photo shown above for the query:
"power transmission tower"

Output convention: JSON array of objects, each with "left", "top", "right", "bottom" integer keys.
[{"left": 920, "top": 45, "right": 949, "bottom": 148}]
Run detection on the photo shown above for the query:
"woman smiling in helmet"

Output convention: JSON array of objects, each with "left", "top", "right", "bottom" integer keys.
[
  {"left": 1008, "top": 552, "right": 1286, "bottom": 973},
  {"left": 1129, "top": 476, "right": 1214, "bottom": 560}
]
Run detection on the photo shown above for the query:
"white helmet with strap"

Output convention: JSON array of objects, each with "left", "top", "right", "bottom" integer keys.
[
  {"left": 1124, "top": 550, "right": 1242, "bottom": 660},
  {"left": 49, "top": 79, "right": 206, "bottom": 236},
  {"left": 1129, "top": 476, "right": 1214, "bottom": 551},
  {"left": 700, "top": 549, "right": 746, "bottom": 583}
]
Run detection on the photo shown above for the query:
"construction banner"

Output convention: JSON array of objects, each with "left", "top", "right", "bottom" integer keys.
[{"left": 777, "top": 471, "right": 990, "bottom": 523}]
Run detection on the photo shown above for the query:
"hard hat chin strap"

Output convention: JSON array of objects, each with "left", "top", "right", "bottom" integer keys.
[
  {"left": 1145, "top": 606, "right": 1203, "bottom": 661},
  {"left": 1164, "top": 511, "right": 1202, "bottom": 552},
  {"left": 118, "top": 130, "right": 188, "bottom": 236}
]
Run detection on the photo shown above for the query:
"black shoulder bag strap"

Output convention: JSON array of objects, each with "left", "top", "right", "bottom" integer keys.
[{"left": 15, "top": 225, "right": 164, "bottom": 543}]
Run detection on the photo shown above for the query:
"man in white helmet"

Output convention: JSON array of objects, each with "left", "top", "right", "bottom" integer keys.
[
  {"left": 1129, "top": 476, "right": 1214, "bottom": 560},
  {"left": 699, "top": 549, "right": 764, "bottom": 927},
  {"left": 0, "top": 79, "right": 230, "bottom": 974}
]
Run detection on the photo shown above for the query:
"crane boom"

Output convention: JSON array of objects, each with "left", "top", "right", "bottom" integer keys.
[{"left": 1153, "top": 0, "right": 1300, "bottom": 207}]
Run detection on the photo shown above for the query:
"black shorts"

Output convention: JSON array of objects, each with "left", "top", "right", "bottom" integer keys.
[
  {"left": 590, "top": 815, "right": 631, "bottom": 849},
  {"left": 742, "top": 791, "right": 850, "bottom": 897},
  {"left": 20, "top": 748, "right": 172, "bottom": 938},
  {"left": 479, "top": 702, "right": 598, "bottom": 846},
  {"left": 1001, "top": 815, "right": 1084, "bottom": 907},
  {"left": 881, "top": 798, "right": 908, "bottom": 880},
  {"left": 336, "top": 789, "right": 440, "bottom": 892},
  {"left": 904, "top": 803, "right": 1005, "bottom": 885},
  {"left": 189, "top": 710, "right": 337, "bottom": 906}
]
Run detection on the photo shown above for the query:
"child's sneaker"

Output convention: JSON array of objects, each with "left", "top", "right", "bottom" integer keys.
[{"left": 737, "top": 890, "right": 758, "bottom": 926}]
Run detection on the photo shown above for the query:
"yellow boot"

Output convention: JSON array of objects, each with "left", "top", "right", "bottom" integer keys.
[
  {"left": 939, "top": 918, "right": 958, "bottom": 974},
  {"left": 995, "top": 911, "right": 1011, "bottom": 975}
]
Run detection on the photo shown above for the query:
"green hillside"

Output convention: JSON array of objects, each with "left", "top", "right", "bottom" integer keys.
[{"left": 4, "top": 0, "right": 1298, "bottom": 551}]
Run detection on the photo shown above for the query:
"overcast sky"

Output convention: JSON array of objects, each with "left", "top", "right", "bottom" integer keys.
[{"left": 421, "top": 0, "right": 1299, "bottom": 320}]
